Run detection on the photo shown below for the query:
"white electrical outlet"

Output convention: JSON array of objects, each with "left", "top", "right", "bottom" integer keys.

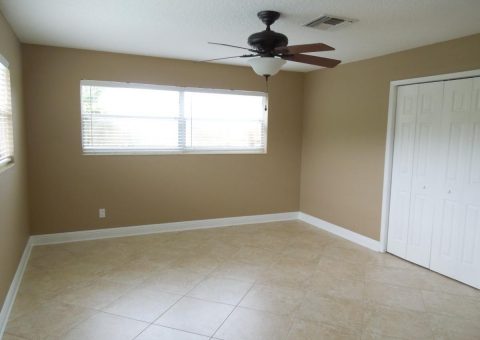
[{"left": 99, "top": 208, "right": 106, "bottom": 218}]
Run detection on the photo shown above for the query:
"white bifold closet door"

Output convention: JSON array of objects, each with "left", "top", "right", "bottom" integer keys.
[
  {"left": 430, "top": 77, "right": 480, "bottom": 288},
  {"left": 387, "top": 82, "right": 443, "bottom": 268},
  {"left": 387, "top": 77, "right": 480, "bottom": 288}
]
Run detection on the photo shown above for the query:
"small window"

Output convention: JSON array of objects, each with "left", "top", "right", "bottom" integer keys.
[
  {"left": 80, "top": 80, "right": 268, "bottom": 154},
  {"left": 0, "top": 56, "right": 13, "bottom": 168}
]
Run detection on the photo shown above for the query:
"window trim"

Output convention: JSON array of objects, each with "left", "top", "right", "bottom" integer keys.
[
  {"left": 80, "top": 80, "right": 268, "bottom": 156},
  {"left": 0, "top": 54, "right": 9, "bottom": 69},
  {"left": 0, "top": 53, "right": 14, "bottom": 172}
]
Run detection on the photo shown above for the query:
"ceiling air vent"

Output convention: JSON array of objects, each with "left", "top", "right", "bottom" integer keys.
[{"left": 304, "top": 15, "right": 356, "bottom": 31}]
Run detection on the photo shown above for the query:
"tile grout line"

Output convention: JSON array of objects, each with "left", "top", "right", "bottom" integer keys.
[
  {"left": 132, "top": 269, "right": 212, "bottom": 339},
  {"left": 55, "top": 272, "right": 155, "bottom": 337},
  {"left": 282, "top": 256, "right": 321, "bottom": 339},
  {"left": 135, "top": 323, "right": 213, "bottom": 339},
  {"left": 164, "top": 262, "right": 251, "bottom": 338},
  {"left": 209, "top": 266, "right": 263, "bottom": 339},
  {"left": 133, "top": 265, "right": 226, "bottom": 339},
  {"left": 56, "top": 266, "right": 200, "bottom": 339},
  {"left": 232, "top": 238, "right": 329, "bottom": 336}
]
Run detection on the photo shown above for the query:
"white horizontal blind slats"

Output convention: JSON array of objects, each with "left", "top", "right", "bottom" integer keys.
[
  {"left": 184, "top": 91, "right": 266, "bottom": 151},
  {"left": 0, "top": 60, "right": 13, "bottom": 164},
  {"left": 81, "top": 81, "right": 267, "bottom": 154}
]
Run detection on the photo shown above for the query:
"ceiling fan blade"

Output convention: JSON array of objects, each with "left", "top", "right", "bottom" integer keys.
[
  {"left": 208, "top": 42, "right": 256, "bottom": 52},
  {"left": 276, "top": 43, "right": 334, "bottom": 54},
  {"left": 282, "top": 54, "right": 341, "bottom": 68},
  {"left": 202, "top": 54, "right": 258, "bottom": 62}
]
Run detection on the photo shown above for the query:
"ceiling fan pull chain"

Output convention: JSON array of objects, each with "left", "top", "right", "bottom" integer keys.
[{"left": 264, "top": 75, "right": 269, "bottom": 111}]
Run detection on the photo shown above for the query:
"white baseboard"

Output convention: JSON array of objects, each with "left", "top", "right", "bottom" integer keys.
[
  {"left": 31, "top": 212, "right": 300, "bottom": 246},
  {"left": 0, "top": 238, "right": 33, "bottom": 338},
  {"left": 298, "top": 212, "right": 383, "bottom": 252},
  {"left": 30, "top": 211, "right": 382, "bottom": 252}
]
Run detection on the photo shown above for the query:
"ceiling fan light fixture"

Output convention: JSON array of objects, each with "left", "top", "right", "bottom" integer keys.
[{"left": 247, "top": 57, "right": 286, "bottom": 77}]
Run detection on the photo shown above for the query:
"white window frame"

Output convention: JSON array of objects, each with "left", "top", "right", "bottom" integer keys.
[
  {"left": 80, "top": 80, "right": 268, "bottom": 155},
  {"left": 0, "top": 54, "right": 14, "bottom": 171}
]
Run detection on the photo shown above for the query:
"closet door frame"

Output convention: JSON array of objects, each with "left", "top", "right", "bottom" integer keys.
[{"left": 380, "top": 69, "right": 480, "bottom": 252}]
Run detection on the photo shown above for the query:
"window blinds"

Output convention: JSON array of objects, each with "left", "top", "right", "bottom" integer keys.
[
  {"left": 0, "top": 58, "right": 13, "bottom": 166},
  {"left": 81, "top": 81, "right": 267, "bottom": 154}
]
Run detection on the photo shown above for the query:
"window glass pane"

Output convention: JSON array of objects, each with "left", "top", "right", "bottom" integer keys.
[
  {"left": 83, "top": 86, "right": 179, "bottom": 118},
  {"left": 82, "top": 116, "right": 179, "bottom": 150},
  {"left": 185, "top": 92, "right": 265, "bottom": 120},
  {"left": 80, "top": 81, "right": 267, "bottom": 154},
  {"left": 0, "top": 66, "right": 10, "bottom": 112},
  {"left": 184, "top": 92, "right": 266, "bottom": 150},
  {"left": 0, "top": 60, "right": 13, "bottom": 165},
  {"left": 186, "top": 120, "right": 264, "bottom": 149}
]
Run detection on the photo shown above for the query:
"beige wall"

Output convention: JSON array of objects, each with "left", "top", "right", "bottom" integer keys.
[
  {"left": 22, "top": 45, "right": 304, "bottom": 235},
  {"left": 0, "top": 14, "right": 29, "bottom": 307},
  {"left": 301, "top": 33, "right": 480, "bottom": 240},
  {"left": 0, "top": 23, "right": 478, "bottom": 311}
]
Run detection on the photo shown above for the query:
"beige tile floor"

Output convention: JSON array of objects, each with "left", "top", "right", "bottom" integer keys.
[{"left": 4, "top": 220, "right": 480, "bottom": 340}]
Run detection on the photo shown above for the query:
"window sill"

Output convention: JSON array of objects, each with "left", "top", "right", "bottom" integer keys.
[
  {"left": 82, "top": 149, "right": 267, "bottom": 156},
  {"left": 0, "top": 160, "right": 15, "bottom": 175}
]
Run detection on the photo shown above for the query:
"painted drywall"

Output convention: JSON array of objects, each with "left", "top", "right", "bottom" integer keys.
[
  {"left": 0, "top": 13, "right": 29, "bottom": 308},
  {"left": 22, "top": 45, "right": 304, "bottom": 235},
  {"left": 301, "top": 33, "right": 480, "bottom": 240}
]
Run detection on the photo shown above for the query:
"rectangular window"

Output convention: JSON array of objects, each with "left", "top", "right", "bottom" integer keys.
[
  {"left": 80, "top": 80, "right": 268, "bottom": 154},
  {"left": 0, "top": 56, "right": 13, "bottom": 168}
]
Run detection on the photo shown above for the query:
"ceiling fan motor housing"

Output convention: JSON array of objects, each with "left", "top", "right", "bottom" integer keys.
[
  {"left": 248, "top": 30, "right": 288, "bottom": 55},
  {"left": 248, "top": 10, "right": 288, "bottom": 56}
]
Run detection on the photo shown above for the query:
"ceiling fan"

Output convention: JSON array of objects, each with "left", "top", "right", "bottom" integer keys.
[{"left": 205, "top": 10, "right": 341, "bottom": 78}]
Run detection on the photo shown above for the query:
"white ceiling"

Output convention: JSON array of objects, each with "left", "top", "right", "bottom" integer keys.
[{"left": 1, "top": 0, "right": 480, "bottom": 72}]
